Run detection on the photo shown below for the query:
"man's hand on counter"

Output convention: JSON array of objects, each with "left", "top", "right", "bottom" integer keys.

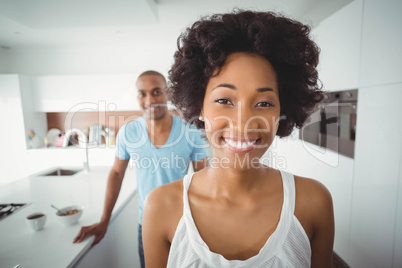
[{"left": 73, "top": 221, "right": 109, "bottom": 245}]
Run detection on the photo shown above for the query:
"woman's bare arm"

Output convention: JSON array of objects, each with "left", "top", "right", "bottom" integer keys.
[
  {"left": 301, "top": 178, "right": 335, "bottom": 268},
  {"left": 294, "top": 176, "right": 335, "bottom": 267},
  {"left": 142, "top": 181, "right": 182, "bottom": 268}
]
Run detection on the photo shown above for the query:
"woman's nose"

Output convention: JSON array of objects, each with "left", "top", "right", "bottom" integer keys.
[{"left": 234, "top": 101, "right": 259, "bottom": 132}]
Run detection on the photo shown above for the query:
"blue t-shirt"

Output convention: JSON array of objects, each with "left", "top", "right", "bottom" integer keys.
[{"left": 116, "top": 114, "right": 209, "bottom": 224}]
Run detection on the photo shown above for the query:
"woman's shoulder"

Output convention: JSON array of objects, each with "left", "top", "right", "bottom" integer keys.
[
  {"left": 145, "top": 179, "right": 184, "bottom": 214},
  {"left": 143, "top": 178, "right": 185, "bottom": 241},
  {"left": 293, "top": 175, "right": 332, "bottom": 205},
  {"left": 292, "top": 174, "right": 334, "bottom": 238}
]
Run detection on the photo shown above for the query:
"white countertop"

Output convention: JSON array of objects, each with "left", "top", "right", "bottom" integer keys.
[{"left": 0, "top": 166, "right": 137, "bottom": 268}]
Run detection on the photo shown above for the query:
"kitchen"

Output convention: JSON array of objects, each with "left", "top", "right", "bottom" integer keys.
[{"left": 1, "top": 0, "right": 402, "bottom": 267}]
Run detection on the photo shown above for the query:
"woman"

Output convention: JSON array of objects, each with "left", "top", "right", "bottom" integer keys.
[{"left": 143, "top": 10, "right": 334, "bottom": 268}]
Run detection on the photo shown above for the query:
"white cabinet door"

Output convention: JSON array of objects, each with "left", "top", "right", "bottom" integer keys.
[
  {"left": 81, "top": 74, "right": 140, "bottom": 111},
  {"left": 359, "top": 0, "right": 402, "bottom": 87},
  {"left": 349, "top": 83, "right": 402, "bottom": 268},
  {"left": 313, "top": 0, "right": 363, "bottom": 91},
  {"left": 33, "top": 75, "right": 141, "bottom": 112},
  {"left": 73, "top": 192, "right": 140, "bottom": 268},
  {"left": 33, "top": 75, "right": 86, "bottom": 112},
  {"left": 394, "top": 165, "right": 402, "bottom": 268},
  {"left": 0, "top": 75, "right": 29, "bottom": 184},
  {"left": 113, "top": 192, "right": 140, "bottom": 267}
]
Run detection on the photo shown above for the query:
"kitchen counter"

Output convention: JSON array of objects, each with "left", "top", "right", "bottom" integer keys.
[{"left": 0, "top": 166, "right": 137, "bottom": 268}]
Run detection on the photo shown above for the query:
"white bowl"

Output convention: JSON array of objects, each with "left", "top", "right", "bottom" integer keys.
[{"left": 56, "top": 205, "right": 83, "bottom": 225}]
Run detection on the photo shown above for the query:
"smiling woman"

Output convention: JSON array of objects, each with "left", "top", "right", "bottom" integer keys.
[
  {"left": 202, "top": 52, "right": 280, "bottom": 169},
  {"left": 142, "top": 10, "right": 334, "bottom": 268}
]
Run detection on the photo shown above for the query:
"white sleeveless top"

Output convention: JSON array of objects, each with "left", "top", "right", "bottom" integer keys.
[{"left": 167, "top": 170, "right": 311, "bottom": 268}]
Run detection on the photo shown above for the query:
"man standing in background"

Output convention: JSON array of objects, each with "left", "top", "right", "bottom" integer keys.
[{"left": 73, "top": 70, "right": 209, "bottom": 268}]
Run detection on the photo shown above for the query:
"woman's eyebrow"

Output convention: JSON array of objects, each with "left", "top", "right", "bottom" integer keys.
[
  {"left": 256, "top": 87, "right": 274, "bottom": 92},
  {"left": 213, "top": 83, "right": 274, "bottom": 93},
  {"left": 213, "top": 83, "right": 236, "bottom": 90}
]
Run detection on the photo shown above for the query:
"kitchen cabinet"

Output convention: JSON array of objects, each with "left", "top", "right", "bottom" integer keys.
[
  {"left": 32, "top": 75, "right": 85, "bottom": 112},
  {"left": 74, "top": 192, "right": 140, "bottom": 268},
  {"left": 0, "top": 74, "right": 46, "bottom": 184},
  {"left": 359, "top": 0, "right": 402, "bottom": 87},
  {"left": 312, "top": 0, "right": 363, "bottom": 91},
  {"left": 349, "top": 82, "right": 402, "bottom": 268},
  {"left": 33, "top": 74, "right": 141, "bottom": 112},
  {"left": 394, "top": 157, "right": 402, "bottom": 267}
]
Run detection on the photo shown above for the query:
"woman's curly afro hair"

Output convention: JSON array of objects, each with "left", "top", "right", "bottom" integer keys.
[{"left": 168, "top": 10, "right": 324, "bottom": 137}]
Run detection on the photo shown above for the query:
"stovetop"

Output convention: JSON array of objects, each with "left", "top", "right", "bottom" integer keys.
[{"left": 0, "top": 203, "right": 29, "bottom": 221}]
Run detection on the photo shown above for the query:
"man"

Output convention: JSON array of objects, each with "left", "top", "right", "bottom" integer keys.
[{"left": 73, "top": 70, "right": 209, "bottom": 268}]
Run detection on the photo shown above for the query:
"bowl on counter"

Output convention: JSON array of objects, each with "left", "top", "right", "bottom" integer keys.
[{"left": 55, "top": 205, "right": 84, "bottom": 225}]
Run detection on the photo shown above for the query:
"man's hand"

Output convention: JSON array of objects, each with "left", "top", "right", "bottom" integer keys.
[{"left": 73, "top": 221, "right": 108, "bottom": 245}]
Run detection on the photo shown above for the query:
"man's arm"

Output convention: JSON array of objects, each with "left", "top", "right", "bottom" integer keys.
[
  {"left": 73, "top": 157, "right": 129, "bottom": 245},
  {"left": 192, "top": 157, "right": 208, "bottom": 172}
]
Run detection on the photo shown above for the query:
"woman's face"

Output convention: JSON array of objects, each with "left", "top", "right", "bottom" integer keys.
[{"left": 202, "top": 52, "right": 280, "bottom": 169}]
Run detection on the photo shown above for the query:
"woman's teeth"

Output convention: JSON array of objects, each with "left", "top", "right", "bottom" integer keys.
[{"left": 223, "top": 138, "right": 257, "bottom": 149}]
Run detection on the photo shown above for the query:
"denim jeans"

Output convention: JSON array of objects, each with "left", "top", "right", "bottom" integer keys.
[{"left": 138, "top": 224, "right": 145, "bottom": 268}]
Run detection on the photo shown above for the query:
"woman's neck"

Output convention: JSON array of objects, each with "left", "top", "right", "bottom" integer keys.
[{"left": 202, "top": 165, "right": 272, "bottom": 201}]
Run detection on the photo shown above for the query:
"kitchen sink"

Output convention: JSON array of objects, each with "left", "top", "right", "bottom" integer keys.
[{"left": 38, "top": 168, "right": 83, "bottom": 176}]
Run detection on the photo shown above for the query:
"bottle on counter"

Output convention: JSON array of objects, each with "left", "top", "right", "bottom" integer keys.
[
  {"left": 104, "top": 128, "right": 115, "bottom": 147},
  {"left": 44, "top": 137, "right": 50, "bottom": 147}
]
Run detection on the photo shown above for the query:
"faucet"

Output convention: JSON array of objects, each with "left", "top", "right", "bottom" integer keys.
[{"left": 63, "top": 128, "right": 90, "bottom": 172}]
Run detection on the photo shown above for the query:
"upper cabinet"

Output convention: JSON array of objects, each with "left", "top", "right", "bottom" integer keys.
[
  {"left": 312, "top": 0, "right": 363, "bottom": 91},
  {"left": 33, "top": 74, "right": 140, "bottom": 112},
  {"left": 359, "top": 0, "right": 402, "bottom": 87}
]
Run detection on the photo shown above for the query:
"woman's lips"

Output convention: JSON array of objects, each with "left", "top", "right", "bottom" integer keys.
[{"left": 222, "top": 137, "right": 259, "bottom": 153}]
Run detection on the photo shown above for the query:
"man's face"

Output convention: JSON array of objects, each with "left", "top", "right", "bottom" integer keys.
[{"left": 136, "top": 75, "right": 168, "bottom": 120}]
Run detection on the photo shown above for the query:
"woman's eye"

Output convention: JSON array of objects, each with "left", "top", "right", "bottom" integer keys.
[
  {"left": 215, "top": 99, "right": 233, "bottom": 105},
  {"left": 256, "top": 102, "right": 273, "bottom": 107}
]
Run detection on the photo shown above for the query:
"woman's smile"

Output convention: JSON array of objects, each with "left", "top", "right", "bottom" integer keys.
[{"left": 221, "top": 137, "right": 260, "bottom": 153}]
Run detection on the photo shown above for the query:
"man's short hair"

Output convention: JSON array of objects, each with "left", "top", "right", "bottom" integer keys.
[{"left": 138, "top": 70, "right": 166, "bottom": 84}]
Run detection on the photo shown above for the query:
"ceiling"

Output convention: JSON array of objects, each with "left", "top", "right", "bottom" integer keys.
[{"left": 0, "top": 0, "right": 353, "bottom": 49}]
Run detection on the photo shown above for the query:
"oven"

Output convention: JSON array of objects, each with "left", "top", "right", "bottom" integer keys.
[{"left": 299, "top": 89, "right": 358, "bottom": 158}]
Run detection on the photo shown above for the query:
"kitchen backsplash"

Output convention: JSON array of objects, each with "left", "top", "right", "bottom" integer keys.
[{"left": 44, "top": 110, "right": 180, "bottom": 147}]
